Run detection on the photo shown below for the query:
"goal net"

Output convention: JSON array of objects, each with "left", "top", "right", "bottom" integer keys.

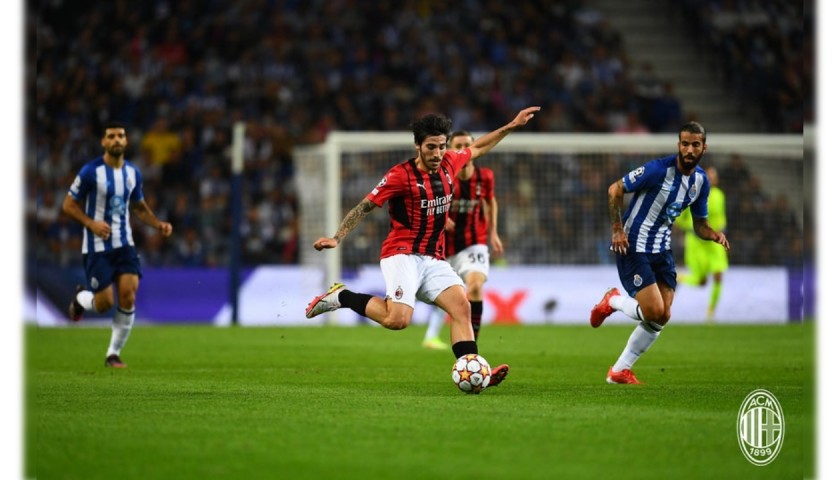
[{"left": 294, "top": 131, "right": 808, "bottom": 289}]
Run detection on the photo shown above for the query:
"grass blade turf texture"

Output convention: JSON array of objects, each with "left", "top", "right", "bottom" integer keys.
[{"left": 25, "top": 323, "right": 814, "bottom": 480}]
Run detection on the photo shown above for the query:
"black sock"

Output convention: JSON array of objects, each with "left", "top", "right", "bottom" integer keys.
[
  {"left": 338, "top": 290, "right": 373, "bottom": 317},
  {"left": 470, "top": 300, "right": 483, "bottom": 340},
  {"left": 452, "top": 340, "right": 478, "bottom": 359}
]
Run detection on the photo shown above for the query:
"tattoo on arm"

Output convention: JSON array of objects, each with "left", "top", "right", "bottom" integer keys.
[
  {"left": 334, "top": 199, "right": 376, "bottom": 242},
  {"left": 608, "top": 181, "right": 624, "bottom": 230},
  {"left": 471, "top": 124, "right": 514, "bottom": 159}
]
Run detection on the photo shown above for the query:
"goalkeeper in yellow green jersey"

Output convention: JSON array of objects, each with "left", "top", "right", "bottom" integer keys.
[{"left": 673, "top": 165, "right": 728, "bottom": 321}]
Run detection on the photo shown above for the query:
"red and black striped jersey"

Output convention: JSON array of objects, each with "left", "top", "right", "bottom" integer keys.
[
  {"left": 366, "top": 149, "right": 472, "bottom": 260},
  {"left": 445, "top": 165, "right": 496, "bottom": 257}
]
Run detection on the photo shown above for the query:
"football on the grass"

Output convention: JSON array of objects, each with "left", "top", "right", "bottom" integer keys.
[{"left": 452, "top": 353, "right": 492, "bottom": 394}]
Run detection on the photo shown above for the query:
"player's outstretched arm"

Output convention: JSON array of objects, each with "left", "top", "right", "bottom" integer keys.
[
  {"left": 469, "top": 106, "right": 540, "bottom": 160},
  {"left": 692, "top": 217, "right": 730, "bottom": 251},
  {"left": 313, "top": 198, "right": 378, "bottom": 251}
]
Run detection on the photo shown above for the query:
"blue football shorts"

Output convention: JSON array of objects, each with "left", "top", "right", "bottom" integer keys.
[
  {"left": 82, "top": 246, "right": 143, "bottom": 292},
  {"left": 615, "top": 251, "right": 677, "bottom": 298}
]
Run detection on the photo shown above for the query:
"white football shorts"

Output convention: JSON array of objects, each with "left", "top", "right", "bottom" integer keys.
[
  {"left": 380, "top": 254, "right": 465, "bottom": 308},
  {"left": 448, "top": 244, "right": 490, "bottom": 280}
]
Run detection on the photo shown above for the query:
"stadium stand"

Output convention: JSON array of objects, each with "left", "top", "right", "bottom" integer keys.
[{"left": 28, "top": 0, "right": 809, "bottom": 273}]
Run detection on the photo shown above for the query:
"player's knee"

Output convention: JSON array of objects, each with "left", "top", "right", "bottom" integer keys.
[
  {"left": 449, "top": 301, "right": 471, "bottom": 324},
  {"left": 381, "top": 312, "right": 411, "bottom": 330},
  {"left": 466, "top": 283, "right": 483, "bottom": 300},
  {"left": 641, "top": 303, "right": 667, "bottom": 324}
]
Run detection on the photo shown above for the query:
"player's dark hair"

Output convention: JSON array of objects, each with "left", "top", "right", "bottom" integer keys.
[
  {"left": 102, "top": 121, "right": 128, "bottom": 137},
  {"left": 411, "top": 114, "right": 452, "bottom": 145},
  {"left": 679, "top": 121, "right": 706, "bottom": 143}
]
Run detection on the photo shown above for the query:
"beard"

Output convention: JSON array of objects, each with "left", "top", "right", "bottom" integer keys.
[
  {"left": 421, "top": 154, "right": 442, "bottom": 172},
  {"left": 678, "top": 151, "right": 702, "bottom": 170},
  {"left": 107, "top": 145, "right": 125, "bottom": 157}
]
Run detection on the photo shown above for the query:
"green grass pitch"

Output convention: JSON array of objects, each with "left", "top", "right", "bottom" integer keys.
[{"left": 25, "top": 323, "right": 815, "bottom": 479}]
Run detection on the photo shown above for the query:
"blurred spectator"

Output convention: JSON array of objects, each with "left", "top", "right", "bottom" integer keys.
[
  {"left": 140, "top": 117, "right": 182, "bottom": 178},
  {"left": 647, "top": 81, "right": 684, "bottom": 133},
  {"left": 613, "top": 111, "right": 650, "bottom": 134},
  {"left": 174, "top": 227, "right": 207, "bottom": 267}
]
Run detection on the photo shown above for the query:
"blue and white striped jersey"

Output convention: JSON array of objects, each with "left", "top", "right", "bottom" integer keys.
[
  {"left": 620, "top": 154, "right": 710, "bottom": 254},
  {"left": 68, "top": 156, "right": 145, "bottom": 254}
]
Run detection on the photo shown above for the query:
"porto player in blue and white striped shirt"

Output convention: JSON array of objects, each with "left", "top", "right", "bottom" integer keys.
[
  {"left": 589, "top": 121, "right": 730, "bottom": 384},
  {"left": 305, "top": 106, "right": 541, "bottom": 389},
  {"left": 62, "top": 121, "right": 173, "bottom": 368}
]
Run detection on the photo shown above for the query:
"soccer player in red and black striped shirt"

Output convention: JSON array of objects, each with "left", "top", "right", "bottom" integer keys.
[
  {"left": 422, "top": 130, "right": 503, "bottom": 350},
  {"left": 306, "top": 106, "right": 540, "bottom": 388}
]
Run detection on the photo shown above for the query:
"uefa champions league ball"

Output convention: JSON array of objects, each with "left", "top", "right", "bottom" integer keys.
[{"left": 452, "top": 353, "right": 492, "bottom": 394}]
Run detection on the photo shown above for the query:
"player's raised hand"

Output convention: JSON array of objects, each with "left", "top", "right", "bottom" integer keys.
[
  {"left": 512, "top": 106, "right": 541, "bottom": 127},
  {"left": 313, "top": 237, "right": 338, "bottom": 251}
]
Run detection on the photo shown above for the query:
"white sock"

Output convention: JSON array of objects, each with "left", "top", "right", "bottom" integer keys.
[
  {"left": 613, "top": 322, "right": 662, "bottom": 371},
  {"left": 609, "top": 295, "right": 644, "bottom": 321},
  {"left": 77, "top": 290, "right": 95, "bottom": 311},
  {"left": 425, "top": 308, "right": 446, "bottom": 340},
  {"left": 107, "top": 308, "right": 135, "bottom": 357}
]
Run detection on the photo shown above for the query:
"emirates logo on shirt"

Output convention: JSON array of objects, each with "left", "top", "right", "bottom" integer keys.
[{"left": 420, "top": 193, "right": 453, "bottom": 216}]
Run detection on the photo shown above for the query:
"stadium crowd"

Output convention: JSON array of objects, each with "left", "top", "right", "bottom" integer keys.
[
  {"left": 673, "top": 0, "right": 811, "bottom": 133},
  {"left": 29, "top": 0, "right": 807, "bottom": 270}
]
